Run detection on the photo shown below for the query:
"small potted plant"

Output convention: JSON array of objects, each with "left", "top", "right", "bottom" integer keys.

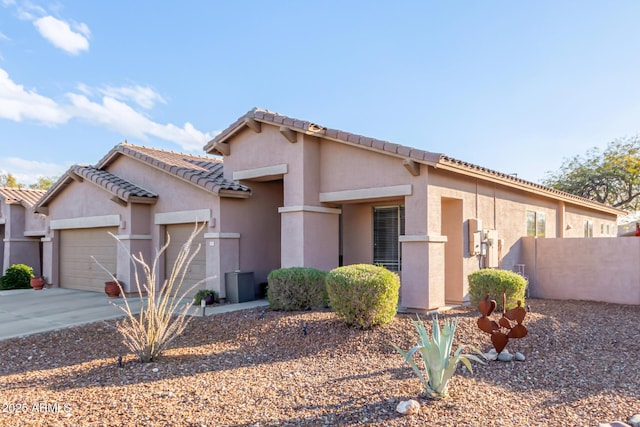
[
  {"left": 193, "top": 289, "right": 219, "bottom": 306},
  {"left": 30, "top": 275, "right": 46, "bottom": 290},
  {"left": 104, "top": 275, "right": 121, "bottom": 298}
]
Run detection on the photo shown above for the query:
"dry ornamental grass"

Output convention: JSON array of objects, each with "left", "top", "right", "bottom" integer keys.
[{"left": 1, "top": 298, "right": 639, "bottom": 426}]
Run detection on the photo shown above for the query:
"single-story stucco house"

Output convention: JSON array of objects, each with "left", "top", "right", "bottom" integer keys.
[
  {"left": 0, "top": 187, "right": 46, "bottom": 276},
  {"left": 33, "top": 108, "right": 624, "bottom": 310},
  {"left": 202, "top": 108, "right": 624, "bottom": 311}
]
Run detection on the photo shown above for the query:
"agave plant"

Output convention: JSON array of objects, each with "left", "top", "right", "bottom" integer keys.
[{"left": 392, "top": 315, "right": 484, "bottom": 399}]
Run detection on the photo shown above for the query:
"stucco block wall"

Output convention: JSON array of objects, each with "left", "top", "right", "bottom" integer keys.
[{"left": 523, "top": 237, "right": 640, "bottom": 305}]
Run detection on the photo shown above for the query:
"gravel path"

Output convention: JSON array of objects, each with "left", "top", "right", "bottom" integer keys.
[{"left": 1, "top": 298, "right": 638, "bottom": 426}]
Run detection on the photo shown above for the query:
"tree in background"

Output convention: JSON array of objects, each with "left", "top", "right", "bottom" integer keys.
[
  {"left": 543, "top": 137, "right": 640, "bottom": 211},
  {"left": 29, "top": 176, "right": 56, "bottom": 190},
  {"left": 0, "top": 173, "right": 56, "bottom": 190},
  {"left": 0, "top": 173, "right": 24, "bottom": 188}
]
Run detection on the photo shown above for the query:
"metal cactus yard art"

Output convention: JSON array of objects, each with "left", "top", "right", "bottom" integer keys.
[{"left": 477, "top": 292, "right": 527, "bottom": 353}]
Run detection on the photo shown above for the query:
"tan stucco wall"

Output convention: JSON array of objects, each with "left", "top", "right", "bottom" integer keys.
[
  {"left": 215, "top": 121, "right": 621, "bottom": 310},
  {"left": 220, "top": 180, "right": 283, "bottom": 287},
  {"left": 524, "top": 237, "right": 640, "bottom": 305}
]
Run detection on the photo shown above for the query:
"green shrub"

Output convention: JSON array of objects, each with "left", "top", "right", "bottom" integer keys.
[
  {"left": 193, "top": 289, "right": 219, "bottom": 306},
  {"left": 0, "top": 264, "right": 34, "bottom": 290},
  {"left": 468, "top": 269, "right": 527, "bottom": 310},
  {"left": 267, "top": 267, "right": 328, "bottom": 311},
  {"left": 326, "top": 264, "right": 399, "bottom": 329}
]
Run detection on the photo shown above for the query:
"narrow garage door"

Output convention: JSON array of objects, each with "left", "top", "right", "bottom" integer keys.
[
  {"left": 164, "top": 223, "right": 206, "bottom": 298},
  {"left": 59, "top": 227, "right": 118, "bottom": 291}
]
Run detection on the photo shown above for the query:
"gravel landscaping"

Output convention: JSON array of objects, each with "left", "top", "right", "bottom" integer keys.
[{"left": 1, "top": 298, "right": 639, "bottom": 426}]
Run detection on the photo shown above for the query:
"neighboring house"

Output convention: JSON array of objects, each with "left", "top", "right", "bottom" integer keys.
[
  {"left": 203, "top": 108, "right": 625, "bottom": 311},
  {"left": 34, "top": 144, "right": 255, "bottom": 298},
  {"left": 0, "top": 187, "right": 47, "bottom": 276}
]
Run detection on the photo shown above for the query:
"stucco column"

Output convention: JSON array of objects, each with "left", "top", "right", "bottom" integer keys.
[
  {"left": 400, "top": 237, "right": 447, "bottom": 310},
  {"left": 399, "top": 177, "right": 447, "bottom": 311},
  {"left": 278, "top": 206, "right": 341, "bottom": 271},
  {"left": 41, "top": 236, "right": 55, "bottom": 286},
  {"left": 205, "top": 232, "right": 239, "bottom": 299},
  {"left": 114, "top": 234, "right": 152, "bottom": 294}
]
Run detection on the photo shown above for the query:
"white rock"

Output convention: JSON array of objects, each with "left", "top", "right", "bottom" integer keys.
[
  {"left": 515, "top": 352, "right": 526, "bottom": 362},
  {"left": 483, "top": 352, "right": 498, "bottom": 361},
  {"left": 396, "top": 399, "right": 420, "bottom": 415},
  {"left": 628, "top": 414, "right": 640, "bottom": 427},
  {"left": 152, "top": 367, "right": 159, "bottom": 373},
  {"left": 498, "top": 350, "right": 513, "bottom": 362}
]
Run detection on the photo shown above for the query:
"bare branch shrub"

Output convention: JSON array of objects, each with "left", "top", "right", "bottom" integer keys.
[{"left": 93, "top": 222, "right": 207, "bottom": 362}]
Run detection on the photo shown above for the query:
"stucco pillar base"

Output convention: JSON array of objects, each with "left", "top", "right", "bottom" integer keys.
[
  {"left": 279, "top": 207, "right": 340, "bottom": 271},
  {"left": 205, "top": 233, "right": 240, "bottom": 299},
  {"left": 399, "top": 237, "right": 447, "bottom": 311}
]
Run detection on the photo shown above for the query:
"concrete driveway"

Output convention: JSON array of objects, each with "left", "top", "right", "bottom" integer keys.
[{"left": 0, "top": 288, "right": 268, "bottom": 341}]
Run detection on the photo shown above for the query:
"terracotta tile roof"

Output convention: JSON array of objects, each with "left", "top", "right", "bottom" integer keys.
[
  {"left": 204, "top": 108, "right": 443, "bottom": 165},
  {"left": 0, "top": 187, "right": 46, "bottom": 208},
  {"left": 99, "top": 143, "right": 250, "bottom": 194},
  {"left": 35, "top": 143, "right": 251, "bottom": 213},
  {"left": 70, "top": 165, "right": 158, "bottom": 201},
  {"left": 204, "top": 108, "right": 625, "bottom": 216}
]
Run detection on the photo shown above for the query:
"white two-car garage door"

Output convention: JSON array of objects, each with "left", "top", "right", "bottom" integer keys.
[
  {"left": 59, "top": 227, "right": 118, "bottom": 292},
  {"left": 164, "top": 223, "right": 206, "bottom": 298}
]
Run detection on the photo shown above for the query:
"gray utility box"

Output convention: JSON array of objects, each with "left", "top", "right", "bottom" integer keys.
[{"left": 225, "top": 271, "right": 255, "bottom": 304}]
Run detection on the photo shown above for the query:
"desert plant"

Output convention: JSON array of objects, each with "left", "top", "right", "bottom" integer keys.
[
  {"left": 392, "top": 315, "right": 484, "bottom": 399},
  {"left": 0, "top": 264, "right": 34, "bottom": 290},
  {"left": 326, "top": 264, "right": 399, "bottom": 329},
  {"left": 267, "top": 267, "right": 328, "bottom": 311},
  {"left": 468, "top": 269, "right": 527, "bottom": 310},
  {"left": 193, "top": 289, "right": 219, "bottom": 306},
  {"left": 94, "top": 222, "right": 207, "bottom": 363}
]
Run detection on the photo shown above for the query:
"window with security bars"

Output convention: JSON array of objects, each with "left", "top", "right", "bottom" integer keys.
[{"left": 373, "top": 206, "right": 405, "bottom": 272}]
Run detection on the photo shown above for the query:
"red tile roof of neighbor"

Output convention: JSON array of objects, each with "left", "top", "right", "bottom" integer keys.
[
  {"left": 0, "top": 187, "right": 46, "bottom": 208},
  {"left": 100, "top": 143, "right": 250, "bottom": 194},
  {"left": 204, "top": 108, "right": 625, "bottom": 215},
  {"left": 35, "top": 143, "right": 251, "bottom": 211},
  {"left": 69, "top": 165, "right": 158, "bottom": 201}
]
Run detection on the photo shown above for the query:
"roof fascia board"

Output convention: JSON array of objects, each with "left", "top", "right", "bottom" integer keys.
[{"left": 219, "top": 189, "right": 251, "bottom": 199}]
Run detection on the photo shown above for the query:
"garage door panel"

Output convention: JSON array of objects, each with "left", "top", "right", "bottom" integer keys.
[
  {"left": 165, "top": 224, "right": 206, "bottom": 298},
  {"left": 60, "top": 228, "right": 117, "bottom": 292}
]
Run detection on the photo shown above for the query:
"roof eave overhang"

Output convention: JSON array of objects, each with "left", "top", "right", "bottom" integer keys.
[
  {"left": 218, "top": 189, "right": 251, "bottom": 199},
  {"left": 206, "top": 115, "right": 443, "bottom": 168},
  {"left": 433, "top": 162, "right": 626, "bottom": 216}
]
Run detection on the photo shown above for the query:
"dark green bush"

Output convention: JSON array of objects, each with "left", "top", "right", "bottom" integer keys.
[
  {"left": 326, "top": 264, "right": 399, "bottom": 329},
  {"left": 267, "top": 267, "right": 328, "bottom": 311},
  {"left": 468, "top": 269, "right": 527, "bottom": 310},
  {"left": 0, "top": 264, "right": 34, "bottom": 290},
  {"left": 193, "top": 289, "right": 219, "bottom": 306}
]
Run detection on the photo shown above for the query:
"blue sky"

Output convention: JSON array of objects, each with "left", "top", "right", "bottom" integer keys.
[{"left": 2, "top": 1, "right": 640, "bottom": 185}]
